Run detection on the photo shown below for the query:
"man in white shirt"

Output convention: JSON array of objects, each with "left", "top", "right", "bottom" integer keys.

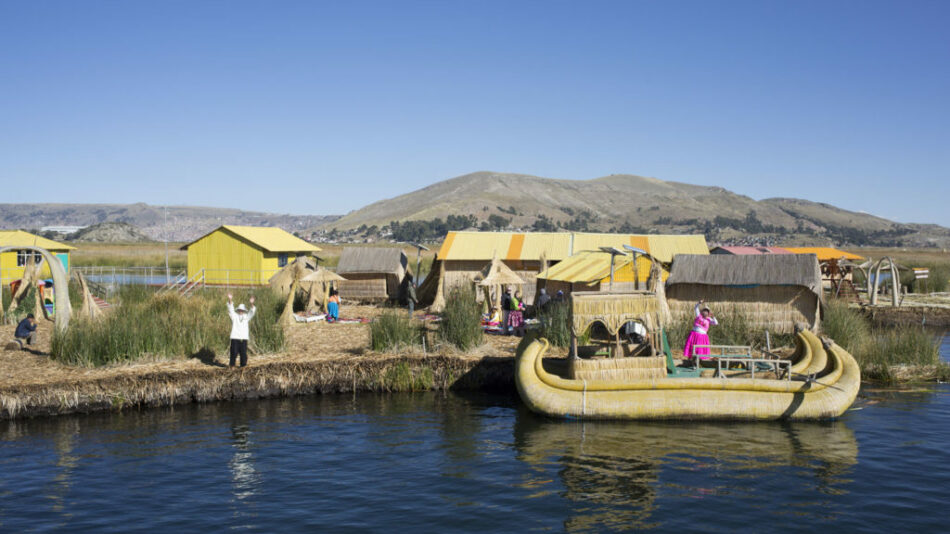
[{"left": 227, "top": 293, "right": 256, "bottom": 367}]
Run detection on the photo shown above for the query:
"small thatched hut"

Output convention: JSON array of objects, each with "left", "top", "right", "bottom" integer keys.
[
  {"left": 474, "top": 256, "right": 527, "bottom": 310},
  {"left": 665, "top": 254, "right": 823, "bottom": 333},
  {"left": 336, "top": 247, "right": 410, "bottom": 303}
]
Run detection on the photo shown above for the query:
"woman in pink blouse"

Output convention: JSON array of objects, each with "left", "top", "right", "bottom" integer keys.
[{"left": 683, "top": 300, "right": 717, "bottom": 363}]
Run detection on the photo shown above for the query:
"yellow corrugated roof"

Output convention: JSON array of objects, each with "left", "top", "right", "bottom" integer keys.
[
  {"left": 785, "top": 247, "right": 863, "bottom": 261},
  {"left": 570, "top": 233, "right": 649, "bottom": 255},
  {"left": 438, "top": 231, "right": 709, "bottom": 263},
  {"left": 437, "top": 232, "right": 572, "bottom": 261},
  {"left": 645, "top": 235, "right": 709, "bottom": 262},
  {"left": 183, "top": 225, "right": 320, "bottom": 253},
  {"left": 0, "top": 230, "right": 75, "bottom": 251},
  {"left": 538, "top": 250, "right": 657, "bottom": 283}
]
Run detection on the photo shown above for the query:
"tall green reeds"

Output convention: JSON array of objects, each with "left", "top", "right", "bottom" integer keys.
[
  {"left": 667, "top": 305, "right": 795, "bottom": 353},
  {"left": 907, "top": 261, "right": 950, "bottom": 293},
  {"left": 438, "top": 285, "right": 483, "bottom": 350},
  {"left": 50, "top": 287, "right": 285, "bottom": 367},
  {"left": 536, "top": 301, "right": 571, "bottom": 347},
  {"left": 370, "top": 311, "right": 422, "bottom": 352},
  {"left": 821, "top": 301, "right": 943, "bottom": 383},
  {"left": 821, "top": 300, "right": 870, "bottom": 354}
]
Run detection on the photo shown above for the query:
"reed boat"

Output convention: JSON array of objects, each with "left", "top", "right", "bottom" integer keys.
[{"left": 515, "top": 290, "right": 860, "bottom": 420}]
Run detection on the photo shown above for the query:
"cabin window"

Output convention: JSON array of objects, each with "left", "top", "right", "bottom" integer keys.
[
  {"left": 278, "top": 254, "right": 288, "bottom": 267},
  {"left": 16, "top": 251, "right": 43, "bottom": 267}
]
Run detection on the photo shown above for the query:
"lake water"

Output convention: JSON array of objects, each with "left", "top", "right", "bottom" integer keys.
[{"left": 1, "top": 338, "right": 948, "bottom": 532}]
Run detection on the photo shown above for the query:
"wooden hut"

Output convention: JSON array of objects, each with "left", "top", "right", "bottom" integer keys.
[
  {"left": 336, "top": 247, "right": 409, "bottom": 303},
  {"left": 0, "top": 230, "right": 74, "bottom": 285},
  {"left": 181, "top": 225, "right": 320, "bottom": 285},
  {"left": 665, "top": 253, "right": 823, "bottom": 333}
]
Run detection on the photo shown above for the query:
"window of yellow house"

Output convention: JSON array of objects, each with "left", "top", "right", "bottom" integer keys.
[
  {"left": 278, "top": 253, "right": 288, "bottom": 267},
  {"left": 16, "top": 251, "right": 43, "bottom": 267}
]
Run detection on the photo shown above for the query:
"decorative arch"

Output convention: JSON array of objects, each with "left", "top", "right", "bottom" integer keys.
[
  {"left": 869, "top": 256, "right": 900, "bottom": 307},
  {"left": 0, "top": 246, "right": 71, "bottom": 331}
]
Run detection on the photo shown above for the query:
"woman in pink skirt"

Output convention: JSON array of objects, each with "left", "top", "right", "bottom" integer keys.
[{"left": 683, "top": 300, "right": 717, "bottom": 364}]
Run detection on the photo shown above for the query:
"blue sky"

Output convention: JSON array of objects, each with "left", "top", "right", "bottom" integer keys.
[{"left": 2, "top": 1, "right": 948, "bottom": 225}]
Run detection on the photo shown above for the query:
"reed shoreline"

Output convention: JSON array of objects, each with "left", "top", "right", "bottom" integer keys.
[
  {"left": 2, "top": 300, "right": 946, "bottom": 420},
  {"left": 0, "top": 352, "right": 516, "bottom": 420}
]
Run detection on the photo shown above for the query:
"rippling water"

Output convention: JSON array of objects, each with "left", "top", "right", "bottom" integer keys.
[{"left": 1, "top": 338, "right": 948, "bottom": 532}]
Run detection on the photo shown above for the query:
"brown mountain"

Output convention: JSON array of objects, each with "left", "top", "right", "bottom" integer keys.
[{"left": 322, "top": 171, "right": 950, "bottom": 247}]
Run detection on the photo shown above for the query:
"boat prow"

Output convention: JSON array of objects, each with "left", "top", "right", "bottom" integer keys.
[{"left": 515, "top": 330, "right": 860, "bottom": 421}]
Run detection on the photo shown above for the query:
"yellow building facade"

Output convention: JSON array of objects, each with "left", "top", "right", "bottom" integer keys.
[
  {"left": 0, "top": 230, "right": 74, "bottom": 284},
  {"left": 182, "top": 225, "right": 320, "bottom": 285}
]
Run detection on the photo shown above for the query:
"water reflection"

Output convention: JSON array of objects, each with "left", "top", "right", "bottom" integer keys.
[{"left": 513, "top": 414, "right": 858, "bottom": 530}]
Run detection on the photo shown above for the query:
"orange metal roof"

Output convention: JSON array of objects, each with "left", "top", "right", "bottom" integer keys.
[{"left": 785, "top": 247, "right": 863, "bottom": 261}]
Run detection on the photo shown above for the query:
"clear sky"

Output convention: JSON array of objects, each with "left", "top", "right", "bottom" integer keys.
[{"left": 2, "top": 1, "right": 948, "bottom": 225}]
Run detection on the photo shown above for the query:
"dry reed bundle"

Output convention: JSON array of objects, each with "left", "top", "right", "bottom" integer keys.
[{"left": 569, "top": 355, "right": 667, "bottom": 381}]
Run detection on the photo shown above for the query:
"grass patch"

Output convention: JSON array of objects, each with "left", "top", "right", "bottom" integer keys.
[
  {"left": 50, "top": 287, "right": 285, "bottom": 367},
  {"left": 370, "top": 311, "right": 422, "bottom": 352},
  {"left": 438, "top": 285, "right": 483, "bottom": 351}
]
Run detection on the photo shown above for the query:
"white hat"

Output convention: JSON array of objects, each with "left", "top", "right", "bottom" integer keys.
[{"left": 236, "top": 304, "right": 248, "bottom": 313}]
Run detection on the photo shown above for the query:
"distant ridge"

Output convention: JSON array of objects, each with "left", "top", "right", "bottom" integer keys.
[
  {"left": 320, "top": 171, "right": 950, "bottom": 247},
  {"left": 0, "top": 203, "right": 339, "bottom": 242}
]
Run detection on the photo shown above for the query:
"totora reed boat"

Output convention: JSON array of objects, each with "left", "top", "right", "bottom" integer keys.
[{"left": 515, "top": 291, "right": 860, "bottom": 420}]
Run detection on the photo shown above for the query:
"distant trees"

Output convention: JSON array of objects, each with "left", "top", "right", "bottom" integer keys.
[{"left": 389, "top": 214, "right": 478, "bottom": 243}]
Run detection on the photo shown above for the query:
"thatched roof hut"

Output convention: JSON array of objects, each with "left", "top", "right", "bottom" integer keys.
[
  {"left": 335, "top": 247, "right": 409, "bottom": 302},
  {"left": 665, "top": 254, "right": 823, "bottom": 332},
  {"left": 268, "top": 256, "right": 317, "bottom": 296}
]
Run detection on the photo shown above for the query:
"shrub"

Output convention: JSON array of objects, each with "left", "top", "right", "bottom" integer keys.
[
  {"left": 370, "top": 311, "right": 422, "bottom": 352},
  {"left": 50, "top": 287, "right": 285, "bottom": 367},
  {"left": 438, "top": 285, "right": 483, "bottom": 350}
]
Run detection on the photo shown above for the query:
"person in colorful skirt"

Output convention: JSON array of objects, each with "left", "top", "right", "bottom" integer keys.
[
  {"left": 508, "top": 291, "right": 526, "bottom": 337},
  {"left": 327, "top": 288, "right": 340, "bottom": 323},
  {"left": 683, "top": 300, "right": 717, "bottom": 365}
]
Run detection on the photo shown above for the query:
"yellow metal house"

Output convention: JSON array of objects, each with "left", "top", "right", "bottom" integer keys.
[
  {"left": 0, "top": 230, "right": 75, "bottom": 284},
  {"left": 182, "top": 225, "right": 321, "bottom": 286},
  {"left": 418, "top": 231, "right": 709, "bottom": 304}
]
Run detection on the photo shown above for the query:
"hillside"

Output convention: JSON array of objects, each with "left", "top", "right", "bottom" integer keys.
[
  {"left": 67, "top": 222, "right": 153, "bottom": 243},
  {"left": 0, "top": 203, "right": 339, "bottom": 242},
  {"left": 321, "top": 171, "right": 950, "bottom": 247}
]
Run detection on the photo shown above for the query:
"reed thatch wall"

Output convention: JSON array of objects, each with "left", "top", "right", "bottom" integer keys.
[
  {"left": 666, "top": 284, "right": 819, "bottom": 333},
  {"left": 338, "top": 274, "right": 396, "bottom": 302}
]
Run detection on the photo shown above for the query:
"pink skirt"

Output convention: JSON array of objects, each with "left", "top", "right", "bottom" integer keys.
[
  {"left": 508, "top": 310, "right": 525, "bottom": 328},
  {"left": 684, "top": 331, "right": 711, "bottom": 360}
]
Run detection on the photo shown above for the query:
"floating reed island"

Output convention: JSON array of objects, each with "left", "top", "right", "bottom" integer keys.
[{"left": 1, "top": 242, "right": 947, "bottom": 420}]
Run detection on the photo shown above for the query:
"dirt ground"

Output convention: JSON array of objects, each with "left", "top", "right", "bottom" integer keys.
[{"left": 0, "top": 305, "right": 535, "bottom": 389}]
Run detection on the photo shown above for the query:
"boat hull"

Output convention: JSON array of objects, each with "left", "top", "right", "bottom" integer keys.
[{"left": 515, "top": 331, "right": 860, "bottom": 421}]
